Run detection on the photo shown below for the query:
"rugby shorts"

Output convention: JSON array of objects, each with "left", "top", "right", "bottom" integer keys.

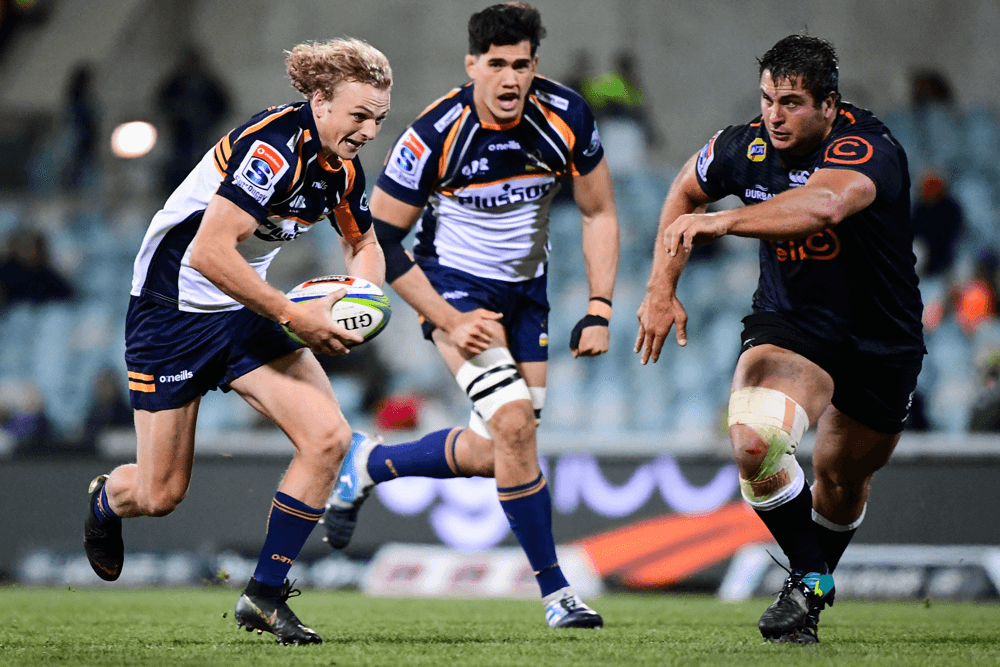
[
  {"left": 124, "top": 295, "right": 303, "bottom": 410},
  {"left": 418, "top": 263, "right": 549, "bottom": 363},
  {"left": 740, "top": 311, "right": 923, "bottom": 434}
]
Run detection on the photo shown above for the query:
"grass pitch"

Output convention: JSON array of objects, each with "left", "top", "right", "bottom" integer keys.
[{"left": 0, "top": 587, "right": 998, "bottom": 666}]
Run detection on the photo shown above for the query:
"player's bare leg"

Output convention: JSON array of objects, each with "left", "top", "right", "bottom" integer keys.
[
  {"left": 84, "top": 400, "right": 200, "bottom": 581},
  {"left": 811, "top": 405, "right": 901, "bottom": 571},
  {"left": 228, "top": 349, "right": 353, "bottom": 645},
  {"left": 729, "top": 345, "right": 836, "bottom": 643}
]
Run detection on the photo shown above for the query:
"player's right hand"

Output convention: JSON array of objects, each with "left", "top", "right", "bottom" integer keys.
[
  {"left": 287, "top": 290, "right": 364, "bottom": 355},
  {"left": 635, "top": 289, "right": 688, "bottom": 364},
  {"left": 446, "top": 308, "right": 503, "bottom": 355}
]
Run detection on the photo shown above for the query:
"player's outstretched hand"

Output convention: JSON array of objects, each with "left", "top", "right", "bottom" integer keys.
[
  {"left": 635, "top": 289, "right": 688, "bottom": 364},
  {"left": 447, "top": 308, "right": 503, "bottom": 355},
  {"left": 664, "top": 212, "right": 730, "bottom": 256},
  {"left": 290, "top": 290, "right": 364, "bottom": 355}
]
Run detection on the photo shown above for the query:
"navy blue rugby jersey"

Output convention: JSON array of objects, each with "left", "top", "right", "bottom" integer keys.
[
  {"left": 695, "top": 103, "right": 924, "bottom": 356},
  {"left": 131, "top": 102, "right": 372, "bottom": 312},
  {"left": 375, "top": 76, "right": 604, "bottom": 282}
]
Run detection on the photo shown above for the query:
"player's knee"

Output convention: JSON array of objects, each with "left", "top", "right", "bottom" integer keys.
[
  {"left": 455, "top": 347, "right": 532, "bottom": 438},
  {"left": 728, "top": 387, "right": 809, "bottom": 510},
  {"left": 488, "top": 401, "right": 536, "bottom": 454},
  {"left": 308, "top": 420, "right": 354, "bottom": 463}
]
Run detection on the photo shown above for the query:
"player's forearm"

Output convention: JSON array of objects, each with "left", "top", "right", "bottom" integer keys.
[
  {"left": 389, "top": 264, "right": 464, "bottom": 332},
  {"left": 580, "top": 209, "right": 618, "bottom": 319},
  {"left": 724, "top": 184, "right": 845, "bottom": 241},
  {"left": 190, "top": 242, "right": 298, "bottom": 323},
  {"left": 343, "top": 237, "right": 386, "bottom": 288},
  {"left": 648, "top": 190, "right": 702, "bottom": 294}
]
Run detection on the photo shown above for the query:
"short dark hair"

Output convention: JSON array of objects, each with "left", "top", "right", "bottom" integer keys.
[
  {"left": 758, "top": 35, "right": 839, "bottom": 107},
  {"left": 468, "top": 3, "right": 546, "bottom": 57}
]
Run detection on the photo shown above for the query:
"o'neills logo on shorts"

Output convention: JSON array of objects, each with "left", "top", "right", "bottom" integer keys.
[{"left": 160, "top": 370, "right": 193, "bottom": 383}]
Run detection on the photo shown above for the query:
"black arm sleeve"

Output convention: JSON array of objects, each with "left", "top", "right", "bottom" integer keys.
[{"left": 374, "top": 217, "right": 416, "bottom": 283}]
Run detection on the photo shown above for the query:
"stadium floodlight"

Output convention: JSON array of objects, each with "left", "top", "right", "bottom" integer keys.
[{"left": 110, "top": 121, "right": 157, "bottom": 158}]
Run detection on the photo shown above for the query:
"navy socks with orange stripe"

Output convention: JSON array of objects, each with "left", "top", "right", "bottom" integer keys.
[
  {"left": 253, "top": 492, "right": 323, "bottom": 587},
  {"left": 93, "top": 485, "right": 121, "bottom": 524},
  {"left": 754, "top": 484, "right": 829, "bottom": 574},
  {"left": 498, "top": 473, "right": 569, "bottom": 597},
  {"left": 366, "top": 428, "right": 459, "bottom": 483}
]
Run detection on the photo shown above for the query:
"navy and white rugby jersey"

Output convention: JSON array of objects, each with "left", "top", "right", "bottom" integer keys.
[
  {"left": 131, "top": 102, "right": 372, "bottom": 312},
  {"left": 376, "top": 76, "right": 603, "bottom": 282},
  {"left": 695, "top": 103, "right": 923, "bottom": 355}
]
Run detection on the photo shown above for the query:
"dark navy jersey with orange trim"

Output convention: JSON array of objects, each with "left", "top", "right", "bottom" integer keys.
[
  {"left": 131, "top": 102, "right": 371, "bottom": 312},
  {"left": 376, "top": 76, "right": 604, "bottom": 282},
  {"left": 695, "top": 103, "right": 923, "bottom": 355}
]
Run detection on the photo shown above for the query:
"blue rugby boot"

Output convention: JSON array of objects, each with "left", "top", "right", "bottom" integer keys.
[
  {"left": 235, "top": 578, "right": 321, "bottom": 645},
  {"left": 758, "top": 570, "right": 835, "bottom": 644},
  {"left": 83, "top": 474, "right": 124, "bottom": 581},
  {"left": 544, "top": 588, "right": 604, "bottom": 629},
  {"left": 320, "top": 432, "right": 378, "bottom": 549}
]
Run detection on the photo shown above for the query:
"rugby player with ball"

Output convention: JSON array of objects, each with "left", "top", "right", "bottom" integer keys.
[{"left": 83, "top": 38, "right": 392, "bottom": 645}]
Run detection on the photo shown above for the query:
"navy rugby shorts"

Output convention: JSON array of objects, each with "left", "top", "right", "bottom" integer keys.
[
  {"left": 419, "top": 263, "right": 550, "bottom": 363},
  {"left": 124, "top": 295, "right": 303, "bottom": 410},
  {"left": 740, "top": 311, "right": 923, "bottom": 434}
]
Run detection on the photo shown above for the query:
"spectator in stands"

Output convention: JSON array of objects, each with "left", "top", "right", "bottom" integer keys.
[
  {"left": 75, "top": 367, "right": 133, "bottom": 454},
  {"left": 1, "top": 380, "right": 58, "bottom": 458},
  {"left": 968, "top": 347, "right": 1000, "bottom": 431},
  {"left": 156, "top": 46, "right": 232, "bottom": 194},
  {"left": 562, "top": 49, "right": 596, "bottom": 101},
  {"left": 61, "top": 63, "right": 100, "bottom": 190},
  {"left": 923, "top": 250, "right": 998, "bottom": 336},
  {"left": 0, "top": 226, "right": 75, "bottom": 307},
  {"left": 910, "top": 69, "right": 954, "bottom": 111},
  {"left": 588, "top": 50, "right": 661, "bottom": 149},
  {"left": 910, "top": 170, "right": 964, "bottom": 278}
]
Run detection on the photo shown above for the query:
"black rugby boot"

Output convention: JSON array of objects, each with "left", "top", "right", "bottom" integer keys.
[
  {"left": 83, "top": 474, "right": 124, "bottom": 581},
  {"left": 758, "top": 570, "right": 835, "bottom": 644},
  {"left": 235, "top": 578, "right": 322, "bottom": 645}
]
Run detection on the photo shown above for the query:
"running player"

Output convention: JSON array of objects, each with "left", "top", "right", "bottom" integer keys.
[
  {"left": 636, "top": 35, "right": 923, "bottom": 643},
  {"left": 321, "top": 3, "right": 618, "bottom": 629},
  {"left": 83, "top": 38, "right": 392, "bottom": 645}
]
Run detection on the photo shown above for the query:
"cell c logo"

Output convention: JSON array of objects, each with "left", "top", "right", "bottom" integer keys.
[{"left": 824, "top": 136, "right": 874, "bottom": 164}]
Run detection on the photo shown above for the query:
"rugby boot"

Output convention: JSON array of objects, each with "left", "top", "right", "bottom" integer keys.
[
  {"left": 758, "top": 570, "right": 835, "bottom": 644},
  {"left": 235, "top": 578, "right": 322, "bottom": 645},
  {"left": 83, "top": 474, "right": 124, "bottom": 581},
  {"left": 320, "top": 432, "right": 379, "bottom": 549},
  {"left": 544, "top": 588, "right": 604, "bottom": 629}
]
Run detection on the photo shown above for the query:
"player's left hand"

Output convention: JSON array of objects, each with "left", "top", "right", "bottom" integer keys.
[
  {"left": 570, "top": 314, "right": 610, "bottom": 358},
  {"left": 664, "top": 212, "right": 730, "bottom": 256}
]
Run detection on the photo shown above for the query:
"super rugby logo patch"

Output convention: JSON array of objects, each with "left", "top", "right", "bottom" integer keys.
[
  {"left": 385, "top": 128, "right": 431, "bottom": 190},
  {"left": 234, "top": 140, "right": 289, "bottom": 205}
]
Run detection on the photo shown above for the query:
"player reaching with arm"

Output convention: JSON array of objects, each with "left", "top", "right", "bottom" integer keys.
[
  {"left": 83, "top": 38, "right": 392, "bottom": 645},
  {"left": 320, "top": 3, "right": 618, "bottom": 629},
  {"left": 636, "top": 35, "right": 924, "bottom": 644}
]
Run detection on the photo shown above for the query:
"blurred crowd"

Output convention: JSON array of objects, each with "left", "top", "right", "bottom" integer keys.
[{"left": 2, "top": 46, "right": 1000, "bottom": 459}]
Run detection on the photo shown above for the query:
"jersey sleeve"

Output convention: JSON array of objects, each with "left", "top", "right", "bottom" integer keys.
[
  {"left": 693, "top": 125, "right": 742, "bottom": 200},
  {"left": 569, "top": 100, "right": 604, "bottom": 176},
  {"left": 216, "top": 126, "right": 297, "bottom": 220},
  {"left": 817, "top": 131, "right": 904, "bottom": 201},
  {"left": 375, "top": 123, "right": 441, "bottom": 208},
  {"left": 330, "top": 157, "right": 373, "bottom": 241}
]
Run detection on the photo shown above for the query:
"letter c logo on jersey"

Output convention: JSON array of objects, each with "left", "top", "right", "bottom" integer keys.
[{"left": 824, "top": 136, "right": 874, "bottom": 165}]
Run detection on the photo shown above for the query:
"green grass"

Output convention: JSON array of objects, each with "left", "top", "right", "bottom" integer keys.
[{"left": 0, "top": 588, "right": 998, "bottom": 666}]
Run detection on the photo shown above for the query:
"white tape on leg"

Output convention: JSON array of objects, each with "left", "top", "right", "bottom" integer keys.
[{"left": 455, "top": 347, "right": 531, "bottom": 423}]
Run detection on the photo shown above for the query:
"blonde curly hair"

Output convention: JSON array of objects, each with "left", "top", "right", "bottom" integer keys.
[{"left": 286, "top": 37, "right": 392, "bottom": 100}]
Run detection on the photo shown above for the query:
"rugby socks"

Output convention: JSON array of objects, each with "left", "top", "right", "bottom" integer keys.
[
  {"left": 366, "top": 428, "right": 462, "bottom": 483},
  {"left": 93, "top": 486, "right": 121, "bottom": 524},
  {"left": 253, "top": 492, "right": 323, "bottom": 587},
  {"left": 812, "top": 503, "right": 865, "bottom": 572},
  {"left": 498, "top": 473, "right": 570, "bottom": 597},
  {"left": 753, "top": 484, "right": 829, "bottom": 575}
]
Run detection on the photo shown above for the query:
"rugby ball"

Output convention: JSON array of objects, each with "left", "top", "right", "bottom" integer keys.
[{"left": 283, "top": 275, "right": 391, "bottom": 346}]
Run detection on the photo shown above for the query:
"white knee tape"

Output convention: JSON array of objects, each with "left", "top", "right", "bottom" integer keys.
[
  {"left": 455, "top": 347, "right": 531, "bottom": 423},
  {"left": 469, "top": 410, "right": 491, "bottom": 439},
  {"left": 729, "top": 387, "right": 809, "bottom": 510}
]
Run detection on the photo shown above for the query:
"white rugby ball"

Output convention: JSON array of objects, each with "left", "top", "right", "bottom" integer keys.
[{"left": 283, "top": 275, "right": 391, "bottom": 346}]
